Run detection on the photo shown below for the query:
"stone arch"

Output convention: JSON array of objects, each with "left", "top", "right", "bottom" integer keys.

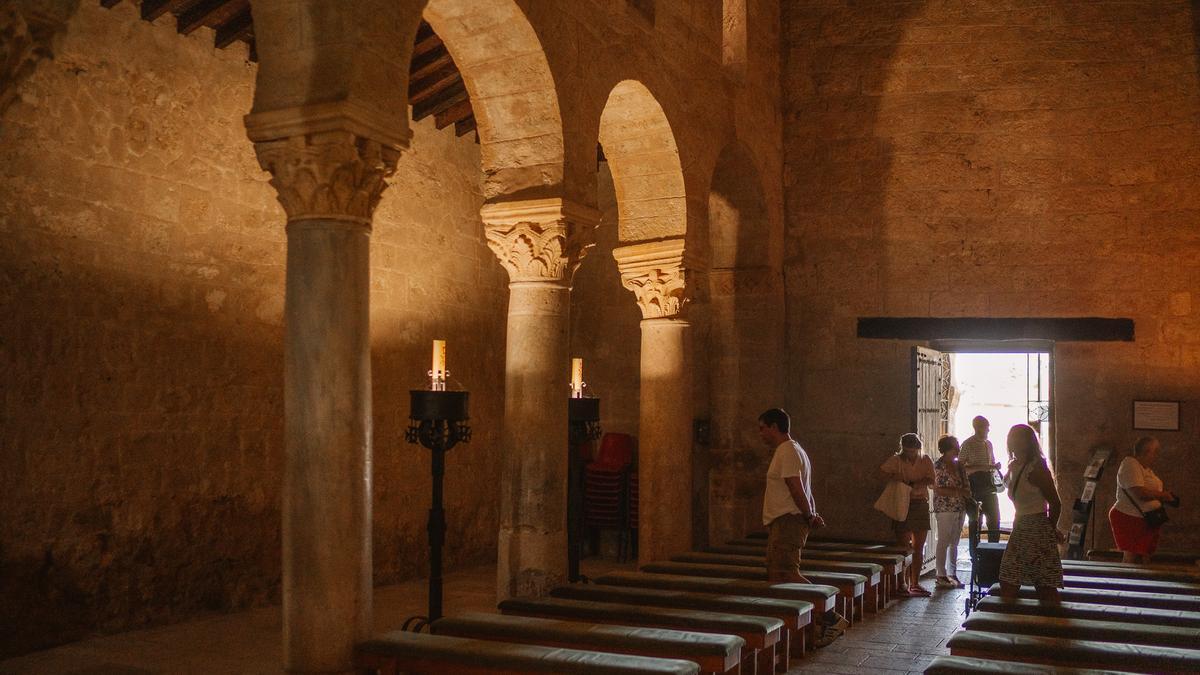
[
  {"left": 422, "top": 0, "right": 564, "bottom": 201},
  {"left": 705, "top": 140, "right": 782, "bottom": 547},
  {"left": 597, "top": 80, "right": 687, "bottom": 242}
]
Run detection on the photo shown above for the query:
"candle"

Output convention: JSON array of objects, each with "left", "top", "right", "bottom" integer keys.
[
  {"left": 432, "top": 340, "right": 447, "bottom": 389},
  {"left": 571, "top": 358, "right": 583, "bottom": 398}
]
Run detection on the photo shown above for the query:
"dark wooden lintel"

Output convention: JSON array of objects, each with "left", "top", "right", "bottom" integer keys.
[
  {"left": 856, "top": 317, "right": 1135, "bottom": 342},
  {"left": 178, "top": 0, "right": 232, "bottom": 35},
  {"left": 214, "top": 6, "right": 252, "bottom": 48},
  {"left": 140, "top": 0, "right": 174, "bottom": 21}
]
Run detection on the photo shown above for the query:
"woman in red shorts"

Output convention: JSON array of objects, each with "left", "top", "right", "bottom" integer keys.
[{"left": 1109, "top": 437, "right": 1176, "bottom": 564}]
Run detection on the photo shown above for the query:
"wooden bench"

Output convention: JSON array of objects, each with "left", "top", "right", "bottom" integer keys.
[
  {"left": 1086, "top": 549, "right": 1200, "bottom": 566},
  {"left": 1063, "top": 574, "right": 1200, "bottom": 596},
  {"left": 640, "top": 561, "right": 865, "bottom": 625},
  {"left": 962, "top": 610, "right": 1200, "bottom": 649},
  {"left": 721, "top": 540, "right": 911, "bottom": 601},
  {"left": 550, "top": 584, "right": 811, "bottom": 671},
  {"left": 1061, "top": 562, "right": 1200, "bottom": 584},
  {"left": 498, "top": 597, "right": 782, "bottom": 675},
  {"left": 354, "top": 630, "right": 700, "bottom": 674},
  {"left": 986, "top": 583, "right": 1200, "bottom": 612},
  {"left": 430, "top": 612, "right": 743, "bottom": 675},
  {"left": 672, "top": 550, "right": 878, "bottom": 619},
  {"left": 974, "top": 596, "right": 1200, "bottom": 629},
  {"left": 947, "top": 629, "right": 1200, "bottom": 673},
  {"left": 925, "top": 654, "right": 1138, "bottom": 674}
]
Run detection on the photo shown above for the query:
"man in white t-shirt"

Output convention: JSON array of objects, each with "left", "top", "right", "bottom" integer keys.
[{"left": 758, "top": 408, "right": 847, "bottom": 647}]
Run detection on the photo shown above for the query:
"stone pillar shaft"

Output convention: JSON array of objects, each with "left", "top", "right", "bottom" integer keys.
[
  {"left": 252, "top": 130, "right": 401, "bottom": 674},
  {"left": 613, "top": 239, "right": 697, "bottom": 563},
  {"left": 638, "top": 317, "right": 693, "bottom": 561},
  {"left": 483, "top": 198, "right": 598, "bottom": 600}
]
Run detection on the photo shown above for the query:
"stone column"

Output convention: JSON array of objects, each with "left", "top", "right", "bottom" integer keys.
[
  {"left": 483, "top": 198, "right": 599, "bottom": 600},
  {"left": 252, "top": 130, "right": 401, "bottom": 673},
  {"left": 614, "top": 239, "right": 697, "bottom": 563}
]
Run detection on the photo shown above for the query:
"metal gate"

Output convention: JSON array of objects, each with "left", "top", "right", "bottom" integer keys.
[{"left": 911, "top": 346, "right": 950, "bottom": 574}]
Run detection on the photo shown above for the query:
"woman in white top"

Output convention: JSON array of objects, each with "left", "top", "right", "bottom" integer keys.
[
  {"left": 1109, "top": 437, "right": 1176, "bottom": 564},
  {"left": 998, "top": 424, "right": 1064, "bottom": 602}
]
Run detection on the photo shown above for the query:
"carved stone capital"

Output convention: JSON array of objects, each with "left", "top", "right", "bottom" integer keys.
[
  {"left": 613, "top": 239, "right": 698, "bottom": 319},
  {"left": 482, "top": 198, "right": 600, "bottom": 284},
  {"left": 253, "top": 130, "right": 400, "bottom": 225}
]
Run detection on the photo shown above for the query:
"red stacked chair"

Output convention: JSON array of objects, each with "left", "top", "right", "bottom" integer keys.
[{"left": 582, "top": 433, "right": 635, "bottom": 560}]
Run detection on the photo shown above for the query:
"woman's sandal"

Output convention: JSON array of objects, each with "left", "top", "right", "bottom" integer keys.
[
  {"left": 895, "top": 587, "right": 917, "bottom": 597},
  {"left": 908, "top": 585, "right": 932, "bottom": 597}
]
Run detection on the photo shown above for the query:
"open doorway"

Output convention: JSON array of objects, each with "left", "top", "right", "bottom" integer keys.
[{"left": 948, "top": 351, "right": 1053, "bottom": 529}]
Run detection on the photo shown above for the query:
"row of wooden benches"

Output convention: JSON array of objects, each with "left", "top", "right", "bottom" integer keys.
[
  {"left": 352, "top": 535, "right": 919, "bottom": 674},
  {"left": 930, "top": 553, "right": 1200, "bottom": 673}
]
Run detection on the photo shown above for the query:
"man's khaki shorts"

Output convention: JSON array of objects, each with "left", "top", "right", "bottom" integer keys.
[{"left": 766, "top": 513, "right": 810, "bottom": 579}]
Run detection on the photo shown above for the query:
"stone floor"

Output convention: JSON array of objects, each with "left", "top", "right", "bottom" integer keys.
[{"left": 0, "top": 545, "right": 974, "bottom": 674}]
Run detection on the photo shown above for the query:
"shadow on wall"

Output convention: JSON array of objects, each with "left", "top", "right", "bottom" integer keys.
[{"left": 783, "top": 1, "right": 927, "bottom": 543}]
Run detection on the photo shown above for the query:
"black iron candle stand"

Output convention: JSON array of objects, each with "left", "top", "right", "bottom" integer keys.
[
  {"left": 567, "top": 397, "right": 601, "bottom": 583},
  {"left": 401, "top": 389, "right": 470, "bottom": 632}
]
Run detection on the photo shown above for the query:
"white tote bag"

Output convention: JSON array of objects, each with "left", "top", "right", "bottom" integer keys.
[{"left": 873, "top": 480, "right": 912, "bottom": 522}]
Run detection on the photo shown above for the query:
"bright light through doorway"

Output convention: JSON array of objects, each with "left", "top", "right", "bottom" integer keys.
[{"left": 949, "top": 352, "right": 1052, "bottom": 528}]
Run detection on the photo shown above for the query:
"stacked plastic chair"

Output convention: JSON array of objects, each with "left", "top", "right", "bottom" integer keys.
[{"left": 582, "top": 432, "right": 635, "bottom": 561}]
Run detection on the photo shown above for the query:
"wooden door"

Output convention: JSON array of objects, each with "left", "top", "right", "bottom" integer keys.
[{"left": 911, "top": 346, "right": 950, "bottom": 574}]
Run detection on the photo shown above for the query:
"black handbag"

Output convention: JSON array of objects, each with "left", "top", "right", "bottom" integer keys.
[{"left": 1122, "top": 487, "right": 1169, "bottom": 528}]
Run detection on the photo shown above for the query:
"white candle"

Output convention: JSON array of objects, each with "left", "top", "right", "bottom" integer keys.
[
  {"left": 571, "top": 357, "right": 583, "bottom": 398},
  {"left": 432, "top": 340, "right": 447, "bottom": 388}
]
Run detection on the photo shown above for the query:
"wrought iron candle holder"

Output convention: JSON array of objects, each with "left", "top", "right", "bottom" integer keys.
[
  {"left": 401, "top": 389, "right": 470, "bottom": 632},
  {"left": 567, "top": 396, "right": 601, "bottom": 583}
]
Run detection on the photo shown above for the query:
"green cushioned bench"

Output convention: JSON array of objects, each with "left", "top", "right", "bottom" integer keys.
[
  {"left": 550, "top": 585, "right": 811, "bottom": 670},
  {"left": 593, "top": 571, "right": 839, "bottom": 615},
  {"left": 975, "top": 596, "right": 1200, "bottom": 629},
  {"left": 700, "top": 542, "right": 892, "bottom": 607},
  {"left": 430, "top": 613, "right": 743, "bottom": 675},
  {"left": 724, "top": 539, "right": 911, "bottom": 602},
  {"left": 355, "top": 629, "right": 700, "bottom": 674},
  {"left": 498, "top": 597, "right": 782, "bottom": 675},
  {"left": 1061, "top": 562, "right": 1200, "bottom": 584},
  {"left": 667, "top": 552, "right": 873, "bottom": 619},
  {"left": 986, "top": 583, "right": 1200, "bottom": 612},
  {"left": 947, "top": 629, "right": 1200, "bottom": 673},
  {"left": 1086, "top": 549, "right": 1200, "bottom": 566},
  {"left": 1063, "top": 574, "right": 1200, "bottom": 596},
  {"left": 685, "top": 549, "right": 887, "bottom": 612},
  {"left": 962, "top": 610, "right": 1200, "bottom": 649},
  {"left": 925, "top": 655, "right": 1137, "bottom": 674},
  {"left": 639, "top": 561, "right": 864, "bottom": 625}
]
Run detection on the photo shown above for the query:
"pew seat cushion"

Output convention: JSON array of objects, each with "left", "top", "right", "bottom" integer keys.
[
  {"left": 974, "top": 596, "right": 1200, "bottom": 629},
  {"left": 594, "top": 571, "right": 839, "bottom": 608},
  {"left": 431, "top": 613, "right": 743, "bottom": 658},
  {"left": 356, "top": 630, "right": 700, "bottom": 674},
  {"left": 963, "top": 610, "right": 1200, "bottom": 648},
  {"left": 498, "top": 598, "right": 783, "bottom": 637},
  {"left": 548, "top": 586, "right": 812, "bottom": 625},
  {"left": 925, "top": 655, "right": 1134, "bottom": 674},
  {"left": 947, "top": 630, "right": 1200, "bottom": 672}
]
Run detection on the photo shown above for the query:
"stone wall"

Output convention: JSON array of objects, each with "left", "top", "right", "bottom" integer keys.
[
  {"left": 0, "top": 2, "right": 504, "bottom": 656},
  {"left": 783, "top": 0, "right": 1200, "bottom": 547}
]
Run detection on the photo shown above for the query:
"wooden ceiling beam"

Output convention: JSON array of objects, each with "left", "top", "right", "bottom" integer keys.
[
  {"left": 100, "top": 0, "right": 123, "bottom": 8},
  {"left": 140, "top": 0, "right": 174, "bottom": 21},
  {"left": 412, "top": 84, "right": 467, "bottom": 122},
  {"left": 434, "top": 98, "right": 473, "bottom": 129},
  {"left": 410, "top": 49, "right": 453, "bottom": 82},
  {"left": 178, "top": 0, "right": 233, "bottom": 35},
  {"left": 409, "top": 66, "right": 462, "bottom": 105},
  {"left": 214, "top": 6, "right": 252, "bottom": 48},
  {"left": 454, "top": 116, "right": 477, "bottom": 138}
]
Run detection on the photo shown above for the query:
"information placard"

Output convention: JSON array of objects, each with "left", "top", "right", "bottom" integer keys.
[{"left": 1133, "top": 401, "right": 1180, "bottom": 431}]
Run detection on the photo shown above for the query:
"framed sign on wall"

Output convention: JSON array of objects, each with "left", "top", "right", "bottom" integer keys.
[{"left": 1132, "top": 400, "right": 1180, "bottom": 431}]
